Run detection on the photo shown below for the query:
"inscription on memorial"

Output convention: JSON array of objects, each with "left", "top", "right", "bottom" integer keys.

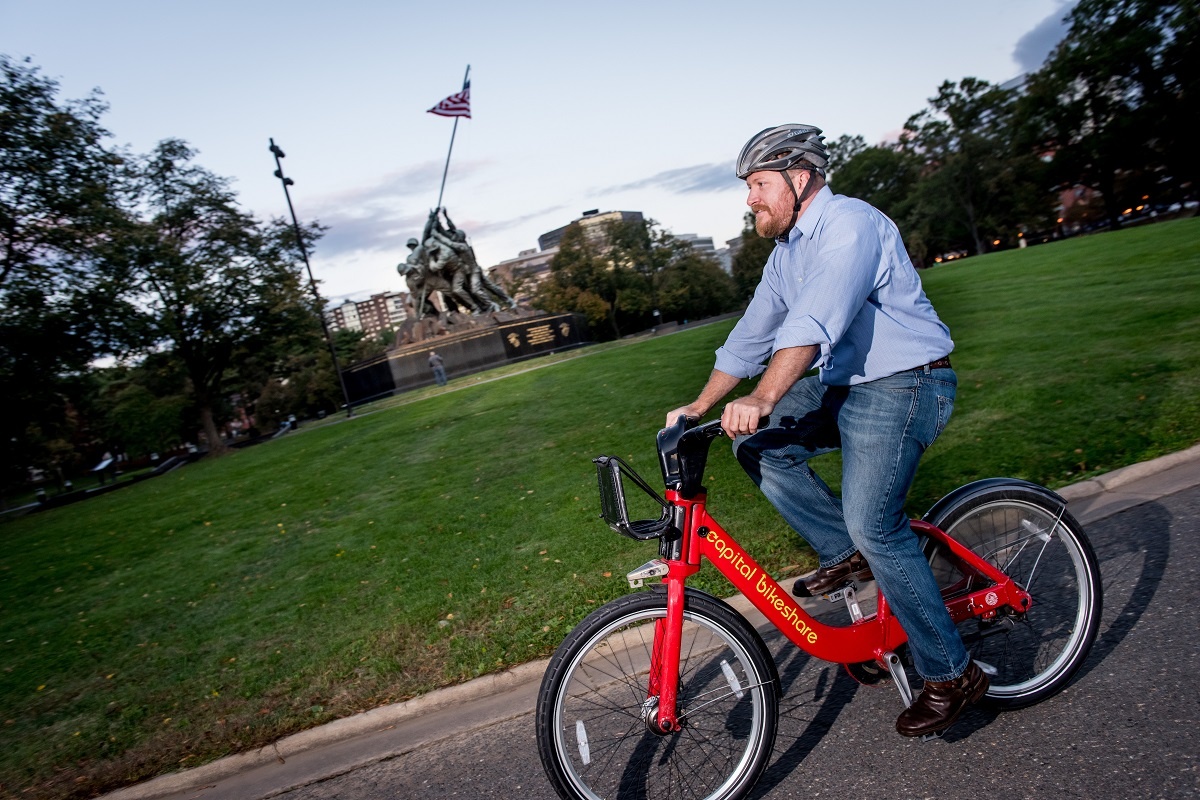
[{"left": 526, "top": 324, "right": 555, "bottom": 346}]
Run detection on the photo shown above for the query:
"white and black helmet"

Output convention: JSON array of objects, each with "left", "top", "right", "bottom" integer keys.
[{"left": 735, "top": 124, "right": 829, "bottom": 180}]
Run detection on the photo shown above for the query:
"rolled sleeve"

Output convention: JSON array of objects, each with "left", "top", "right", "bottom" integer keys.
[
  {"left": 714, "top": 345, "right": 767, "bottom": 379},
  {"left": 773, "top": 314, "right": 833, "bottom": 368},
  {"left": 711, "top": 264, "right": 787, "bottom": 378},
  {"left": 774, "top": 314, "right": 831, "bottom": 350}
]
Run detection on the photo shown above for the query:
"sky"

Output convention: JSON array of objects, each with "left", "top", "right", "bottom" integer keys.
[{"left": 2, "top": 0, "right": 1076, "bottom": 305}]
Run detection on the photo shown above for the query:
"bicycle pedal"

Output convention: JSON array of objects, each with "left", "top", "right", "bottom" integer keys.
[
  {"left": 920, "top": 730, "right": 944, "bottom": 743},
  {"left": 824, "top": 583, "right": 856, "bottom": 602}
]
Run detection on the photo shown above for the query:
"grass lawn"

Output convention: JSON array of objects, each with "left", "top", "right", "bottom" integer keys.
[{"left": 2, "top": 217, "right": 1197, "bottom": 798}]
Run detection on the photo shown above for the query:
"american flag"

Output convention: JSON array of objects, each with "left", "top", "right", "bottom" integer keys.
[{"left": 428, "top": 82, "right": 471, "bottom": 118}]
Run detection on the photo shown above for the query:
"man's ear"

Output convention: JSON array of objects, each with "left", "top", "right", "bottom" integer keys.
[{"left": 792, "top": 168, "right": 811, "bottom": 193}]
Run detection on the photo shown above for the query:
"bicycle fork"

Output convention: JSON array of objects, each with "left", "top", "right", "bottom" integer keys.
[{"left": 644, "top": 576, "right": 686, "bottom": 734}]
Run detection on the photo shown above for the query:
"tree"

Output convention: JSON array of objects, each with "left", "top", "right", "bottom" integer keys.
[
  {"left": 96, "top": 362, "right": 189, "bottom": 459},
  {"left": 534, "top": 222, "right": 614, "bottom": 336},
  {"left": 0, "top": 55, "right": 123, "bottom": 291},
  {"left": 1022, "top": 0, "right": 1199, "bottom": 229},
  {"left": 656, "top": 246, "right": 737, "bottom": 322},
  {"left": 0, "top": 55, "right": 125, "bottom": 491},
  {"left": 535, "top": 217, "right": 739, "bottom": 340},
  {"left": 825, "top": 133, "right": 868, "bottom": 181},
  {"left": 102, "top": 139, "right": 324, "bottom": 454},
  {"left": 901, "top": 78, "right": 1051, "bottom": 259},
  {"left": 829, "top": 145, "right": 921, "bottom": 222},
  {"left": 730, "top": 212, "right": 775, "bottom": 298}
]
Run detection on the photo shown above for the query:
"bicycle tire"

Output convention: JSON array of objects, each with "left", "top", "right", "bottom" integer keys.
[
  {"left": 924, "top": 484, "right": 1102, "bottom": 709},
  {"left": 536, "top": 587, "right": 780, "bottom": 800}
]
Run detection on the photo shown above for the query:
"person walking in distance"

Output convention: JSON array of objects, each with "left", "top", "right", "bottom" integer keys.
[
  {"left": 666, "top": 124, "right": 987, "bottom": 737},
  {"left": 428, "top": 350, "right": 448, "bottom": 387}
]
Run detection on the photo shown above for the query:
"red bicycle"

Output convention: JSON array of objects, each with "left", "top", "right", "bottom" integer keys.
[{"left": 536, "top": 416, "right": 1102, "bottom": 800}]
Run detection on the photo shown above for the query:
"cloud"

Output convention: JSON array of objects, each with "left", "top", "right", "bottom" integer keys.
[
  {"left": 302, "top": 160, "right": 491, "bottom": 258},
  {"left": 1013, "top": 2, "right": 1076, "bottom": 73},
  {"left": 464, "top": 205, "right": 569, "bottom": 238},
  {"left": 312, "top": 198, "right": 569, "bottom": 262},
  {"left": 600, "top": 162, "right": 737, "bottom": 196},
  {"left": 310, "top": 161, "right": 456, "bottom": 211},
  {"left": 315, "top": 206, "right": 430, "bottom": 260}
]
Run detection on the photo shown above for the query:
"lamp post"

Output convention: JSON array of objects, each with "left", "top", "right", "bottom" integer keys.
[{"left": 269, "top": 138, "right": 354, "bottom": 418}]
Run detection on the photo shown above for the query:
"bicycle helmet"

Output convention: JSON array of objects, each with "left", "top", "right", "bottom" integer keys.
[
  {"left": 737, "top": 125, "right": 828, "bottom": 240},
  {"left": 735, "top": 124, "right": 829, "bottom": 179}
]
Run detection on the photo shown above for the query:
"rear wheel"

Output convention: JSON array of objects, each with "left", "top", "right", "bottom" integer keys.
[
  {"left": 536, "top": 588, "right": 779, "bottom": 800},
  {"left": 924, "top": 485, "right": 1102, "bottom": 708}
]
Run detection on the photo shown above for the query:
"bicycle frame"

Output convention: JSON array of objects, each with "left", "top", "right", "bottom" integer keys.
[{"left": 644, "top": 487, "right": 1032, "bottom": 732}]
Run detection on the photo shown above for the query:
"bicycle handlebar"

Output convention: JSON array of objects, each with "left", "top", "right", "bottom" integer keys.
[{"left": 682, "top": 418, "right": 726, "bottom": 443}]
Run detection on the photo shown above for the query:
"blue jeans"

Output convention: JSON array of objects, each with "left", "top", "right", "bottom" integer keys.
[{"left": 733, "top": 367, "right": 968, "bottom": 682}]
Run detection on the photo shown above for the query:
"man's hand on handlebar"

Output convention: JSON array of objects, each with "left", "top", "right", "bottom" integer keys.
[
  {"left": 667, "top": 396, "right": 774, "bottom": 438},
  {"left": 665, "top": 405, "right": 704, "bottom": 430},
  {"left": 720, "top": 395, "right": 775, "bottom": 437}
]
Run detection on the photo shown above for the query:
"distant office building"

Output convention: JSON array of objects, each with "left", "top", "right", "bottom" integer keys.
[
  {"left": 675, "top": 233, "right": 716, "bottom": 253},
  {"left": 714, "top": 247, "right": 732, "bottom": 274},
  {"left": 538, "top": 209, "right": 645, "bottom": 251},
  {"left": 327, "top": 291, "right": 408, "bottom": 336},
  {"left": 725, "top": 234, "right": 744, "bottom": 259},
  {"left": 328, "top": 300, "right": 362, "bottom": 333},
  {"left": 677, "top": 233, "right": 733, "bottom": 274},
  {"left": 488, "top": 207, "right": 735, "bottom": 304},
  {"left": 489, "top": 247, "right": 560, "bottom": 306}
]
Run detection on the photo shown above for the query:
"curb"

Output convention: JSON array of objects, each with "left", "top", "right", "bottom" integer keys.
[
  {"left": 105, "top": 440, "right": 1200, "bottom": 799},
  {"left": 1056, "top": 442, "right": 1200, "bottom": 501},
  {"left": 102, "top": 660, "right": 550, "bottom": 800}
]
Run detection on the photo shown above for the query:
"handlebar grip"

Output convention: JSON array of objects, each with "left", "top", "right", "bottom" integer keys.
[
  {"left": 680, "top": 418, "right": 727, "bottom": 444},
  {"left": 688, "top": 416, "right": 770, "bottom": 441}
]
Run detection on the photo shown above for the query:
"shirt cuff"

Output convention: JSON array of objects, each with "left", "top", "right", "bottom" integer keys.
[
  {"left": 773, "top": 316, "right": 831, "bottom": 368},
  {"left": 714, "top": 346, "right": 767, "bottom": 379},
  {"left": 774, "top": 315, "right": 830, "bottom": 350}
]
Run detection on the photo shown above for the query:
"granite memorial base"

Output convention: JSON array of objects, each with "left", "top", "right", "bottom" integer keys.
[{"left": 341, "top": 312, "right": 590, "bottom": 405}]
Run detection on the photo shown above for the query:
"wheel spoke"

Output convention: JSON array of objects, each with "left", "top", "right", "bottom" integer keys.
[
  {"left": 538, "top": 593, "right": 779, "bottom": 800},
  {"left": 926, "top": 491, "right": 1101, "bottom": 708}
]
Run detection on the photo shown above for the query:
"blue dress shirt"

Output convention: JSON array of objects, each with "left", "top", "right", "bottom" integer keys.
[{"left": 714, "top": 186, "right": 953, "bottom": 386}]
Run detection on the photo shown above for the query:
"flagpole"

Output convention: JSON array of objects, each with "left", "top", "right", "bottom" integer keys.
[{"left": 434, "top": 64, "right": 470, "bottom": 210}]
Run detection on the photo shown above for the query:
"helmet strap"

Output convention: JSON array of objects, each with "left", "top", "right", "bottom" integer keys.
[{"left": 777, "top": 168, "right": 820, "bottom": 243}]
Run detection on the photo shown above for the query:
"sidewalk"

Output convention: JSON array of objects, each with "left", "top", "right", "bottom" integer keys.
[{"left": 106, "top": 443, "right": 1200, "bottom": 800}]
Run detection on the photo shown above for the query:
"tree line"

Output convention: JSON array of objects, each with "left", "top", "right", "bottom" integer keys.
[
  {"left": 830, "top": 0, "right": 1196, "bottom": 267},
  {"left": 1, "top": 56, "right": 340, "bottom": 502}
]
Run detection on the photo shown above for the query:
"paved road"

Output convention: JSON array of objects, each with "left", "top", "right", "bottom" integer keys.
[{"left": 268, "top": 484, "right": 1200, "bottom": 800}]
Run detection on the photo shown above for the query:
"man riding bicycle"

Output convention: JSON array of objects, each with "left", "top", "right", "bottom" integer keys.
[{"left": 666, "top": 124, "right": 987, "bottom": 737}]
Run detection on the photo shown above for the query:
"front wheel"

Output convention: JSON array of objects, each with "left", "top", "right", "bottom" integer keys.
[
  {"left": 536, "top": 588, "right": 780, "bottom": 800},
  {"left": 924, "top": 484, "right": 1102, "bottom": 709}
]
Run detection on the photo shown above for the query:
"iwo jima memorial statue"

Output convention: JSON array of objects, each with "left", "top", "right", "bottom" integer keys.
[{"left": 339, "top": 207, "right": 589, "bottom": 403}]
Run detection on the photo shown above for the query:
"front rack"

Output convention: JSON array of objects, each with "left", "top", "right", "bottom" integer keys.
[{"left": 593, "top": 455, "right": 677, "bottom": 540}]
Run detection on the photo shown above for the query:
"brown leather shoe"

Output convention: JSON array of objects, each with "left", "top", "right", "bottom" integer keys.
[
  {"left": 793, "top": 552, "right": 874, "bottom": 598},
  {"left": 896, "top": 661, "right": 989, "bottom": 737}
]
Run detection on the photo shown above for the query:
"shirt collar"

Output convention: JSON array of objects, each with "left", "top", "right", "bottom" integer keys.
[{"left": 777, "top": 185, "right": 834, "bottom": 244}]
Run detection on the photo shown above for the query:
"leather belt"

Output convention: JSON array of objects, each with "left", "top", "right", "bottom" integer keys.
[{"left": 917, "top": 356, "right": 952, "bottom": 372}]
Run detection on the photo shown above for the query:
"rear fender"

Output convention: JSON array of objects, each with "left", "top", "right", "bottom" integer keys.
[{"left": 923, "top": 478, "right": 1066, "bottom": 524}]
